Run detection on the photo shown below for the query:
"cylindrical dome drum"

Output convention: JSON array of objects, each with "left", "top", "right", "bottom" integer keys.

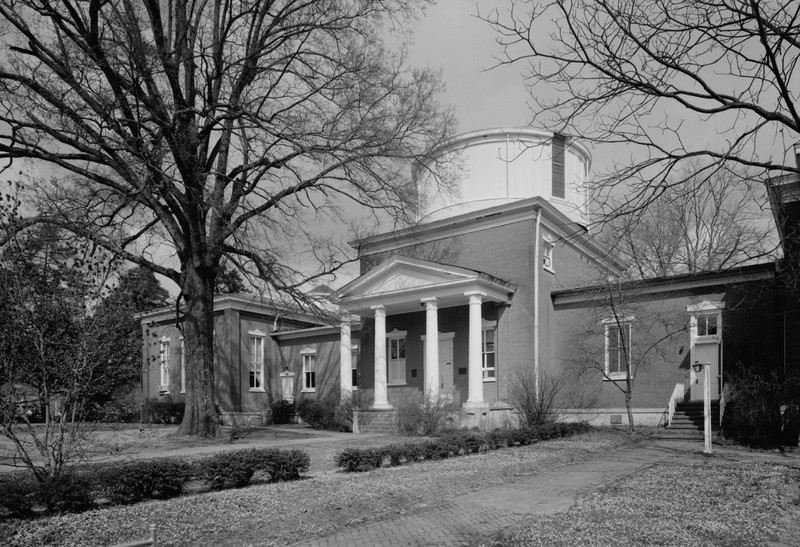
[{"left": 416, "top": 128, "right": 590, "bottom": 225}]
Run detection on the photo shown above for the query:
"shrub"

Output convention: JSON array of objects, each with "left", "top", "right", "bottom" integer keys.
[
  {"left": 142, "top": 395, "right": 185, "bottom": 424},
  {"left": 0, "top": 473, "right": 38, "bottom": 518},
  {"left": 396, "top": 391, "right": 458, "bottom": 435},
  {"left": 721, "top": 368, "right": 798, "bottom": 447},
  {"left": 0, "top": 447, "right": 312, "bottom": 519},
  {"left": 193, "top": 448, "right": 311, "bottom": 488},
  {"left": 505, "top": 368, "right": 561, "bottom": 427},
  {"left": 270, "top": 399, "right": 295, "bottom": 425},
  {"left": 38, "top": 472, "right": 95, "bottom": 514},
  {"left": 297, "top": 393, "right": 353, "bottom": 431},
  {"left": 98, "top": 458, "right": 191, "bottom": 504},
  {"left": 336, "top": 422, "right": 591, "bottom": 472}
]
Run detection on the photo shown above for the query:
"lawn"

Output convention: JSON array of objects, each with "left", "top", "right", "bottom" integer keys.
[
  {"left": 480, "top": 457, "right": 800, "bottom": 546},
  {"left": 1, "top": 430, "right": 635, "bottom": 546},
  {"left": 3, "top": 429, "right": 798, "bottom": 547}
]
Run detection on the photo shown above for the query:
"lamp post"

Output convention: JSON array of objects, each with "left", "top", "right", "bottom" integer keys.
[{"left": 692, "top": 361, "right": 712, "bottom": 454}]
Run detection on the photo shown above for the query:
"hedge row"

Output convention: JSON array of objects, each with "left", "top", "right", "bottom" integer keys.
[
  {"left": 337, "top": 422, "right": 591, "bottom": 472},
  {"left": 1, "top": 447, "right": 309, "bottom": 518}
]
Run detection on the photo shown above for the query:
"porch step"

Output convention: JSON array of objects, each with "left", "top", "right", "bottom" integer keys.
[
  {"left": 668, "top": 401, "right": 721, "bottom": 431},
  {"left": 354, "top": 409, "right": 397, "bottom": 434}
]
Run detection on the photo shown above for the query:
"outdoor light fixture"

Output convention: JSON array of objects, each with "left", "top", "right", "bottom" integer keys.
[{"left": 692, "top": 362, "right": 704, "bottom": 373}]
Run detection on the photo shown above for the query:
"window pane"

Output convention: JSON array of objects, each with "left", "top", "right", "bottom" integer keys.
[
  {"left": 390, "top": 339, "right": 397, "bottom": 360},
  {"left": 398, "top": 338, "right": 406, "bottom": 358}
]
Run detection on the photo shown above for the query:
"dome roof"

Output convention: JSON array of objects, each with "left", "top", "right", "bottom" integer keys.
[{"left": 416, "top": 128, "right": 590, "bottom": 225}]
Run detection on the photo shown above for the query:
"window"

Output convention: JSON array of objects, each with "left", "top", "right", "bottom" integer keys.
[
  {"left": 179, "top": 338, "right": 186, "bottom": 393},
  {"left": 249, "top": 332, "right": 265, "bottom": 391},
  {"left": 482, "top": 327, "right": 496, "bottom": 380},
  {"left": 387, "top": 330, "right": 407, "bottom": 385},
  {"left": 351, "top": 343, "right": 359, "bottom": 389},
  {"left": 542, "top": 236, "right": 555, "bottom": 272},
  {"left": 159, "top": 337, "right": 170, "bottom": 393},
  {"left": 302, "top": 349, "right": 316, "bottom": 392},
  {"left": 696, "top": 314, "right": 718, "bottom": 337},
  {"left": 604, "top": 321, "right": 632, "bottom": 379}
]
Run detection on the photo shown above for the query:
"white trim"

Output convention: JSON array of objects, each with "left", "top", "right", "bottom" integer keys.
[
  {"left": 386, "top": 329, "right": 407, "bottom": 386},
  {"left": 542, "top": 234, "right": 555, "bottom": 273},
  {"left": 248, "top": 329, "right": 267, "bottom": 336},
  {"left": 604, "top": 320, "right": 632, "bottom": 380},
  {"left": 302, "top": 349, "right": 317, "bottom": 392},
  {"left": 249, "top": 333, "right": 266, "bottom": 392}
]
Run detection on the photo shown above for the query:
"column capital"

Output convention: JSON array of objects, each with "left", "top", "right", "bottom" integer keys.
[
  {"left": 465, "top": 290, "right": 486, "bottom": 305},
  {"left": 370, "top": 304, "right": 386, "bottom": 317},
  {"left": 421, "top": 296, "right": 438, "bottom": 310}
]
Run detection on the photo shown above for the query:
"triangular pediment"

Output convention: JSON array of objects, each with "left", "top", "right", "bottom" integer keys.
[{"left": 342, "top": 256, "right": 476, "bottom": 299}]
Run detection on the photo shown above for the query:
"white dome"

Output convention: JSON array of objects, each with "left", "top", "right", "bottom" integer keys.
[{"left": 416, "top": 128, "right": 590, "bottom": 225}]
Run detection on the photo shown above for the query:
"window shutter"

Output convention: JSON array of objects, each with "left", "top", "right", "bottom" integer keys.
[{"left": 552, "top": 135, "right": 566, "bottom": 199}]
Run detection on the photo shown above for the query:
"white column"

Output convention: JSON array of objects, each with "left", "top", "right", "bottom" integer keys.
[
  {"left": 422, "top": 297, "right": 440, "bottom": 398},
  {"left": 466, "top": 291, "right": 486, "bottom": 405},
  {"left": 372, "top": 305, "right": 391, "bottom": 409},
  {"left": 339, "top": 317, "right": 352, "bottom": 397}
]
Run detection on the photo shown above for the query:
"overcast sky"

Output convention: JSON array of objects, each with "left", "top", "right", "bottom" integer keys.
[{"left": 406, "top": 1, "right": 532, "bottom": 134}]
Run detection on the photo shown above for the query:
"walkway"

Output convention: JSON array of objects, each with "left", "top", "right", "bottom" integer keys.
[{"left": 289, "top": 440, "right": 800, "bottom": 547}]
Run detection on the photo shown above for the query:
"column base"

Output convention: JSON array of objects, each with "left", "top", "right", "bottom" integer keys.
[
  {"left": 371, "top": 402, "right": 394, "bottom": 410},
  {"left": 463, "top": 400, "right": 490, "bottom": 409}
]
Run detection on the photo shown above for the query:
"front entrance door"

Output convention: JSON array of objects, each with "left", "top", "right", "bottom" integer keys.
[
  {"left": 439, "top": 335, "right": 454, "bottom": 396},
  {"left": 423, "top": 332, "right": 455, "bottom": 400},
  {"left": 687, "top": 303, "right": 724, "bottom": 401},
  {"left": 690, "top": 340, "right": 721, "bottom": 400}
]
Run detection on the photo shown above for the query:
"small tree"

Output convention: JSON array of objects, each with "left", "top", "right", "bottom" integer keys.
[
  {"left": 0, "top": 226, "right": 128, "bottom": 499},
  {"left": 567, "top": 276, "right": 688, "bottom": 431}
]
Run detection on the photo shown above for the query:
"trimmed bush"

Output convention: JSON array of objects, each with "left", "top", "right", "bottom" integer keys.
[
  {"left": 270, "top": 399, "right": 295, "bottom": 424},
  {"left": 142, "top": 395, "right": 185, "bottom": 424},
  {"left": 336, "top": 422, "right": 591, "bottom": 473},
  {"left": 0, "top": 447, "right": 311, "bottom": 519},
  {"left": 99, "top": 458, "right": 191, "bottom": 504},
  {"left": 297, "top": 393, "right": 354, "bottom": 431}
]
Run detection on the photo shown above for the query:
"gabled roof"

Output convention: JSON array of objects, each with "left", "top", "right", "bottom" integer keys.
[{"left": 333, "top": 256, "right": 517, "bottom": 315}]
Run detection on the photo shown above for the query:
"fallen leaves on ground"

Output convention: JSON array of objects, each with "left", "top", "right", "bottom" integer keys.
[{"left": 0, "top": 431, "right": 633, "bottom": 546}]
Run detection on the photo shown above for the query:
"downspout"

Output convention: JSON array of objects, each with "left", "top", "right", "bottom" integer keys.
[
  {"left": 506, "top": 133, "right": 510, "bottom": 203},
  {"left": 533, "top": 206, "right": 542, "bottom": 399}
]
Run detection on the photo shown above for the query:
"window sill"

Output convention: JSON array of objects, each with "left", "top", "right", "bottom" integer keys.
[
  {"left": 387, "top": 381, "right": 407, "bottom": 387},
  {"left": 695, "top": 335, "right": 720, "bottom": 343},
  {"left": 482, "top": 377, "right": 496, "bottom": 383},
  {"left": 301, "top": 388, "right": 316, "bottom": 393},
  {"left": 543, "top": 265, "right": 555, "bottom": 275},
  {"left": 604, "top": 373, "right": 630, "bottom": 382},
  {"left": 249, "top": 388, "right": 266, "bottom": 393}
]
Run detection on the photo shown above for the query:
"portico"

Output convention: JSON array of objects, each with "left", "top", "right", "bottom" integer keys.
[{"left": 333, "top": 256, "right": 516, "bottom": 414}]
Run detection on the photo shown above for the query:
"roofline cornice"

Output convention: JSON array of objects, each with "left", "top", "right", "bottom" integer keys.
[
  {"left": 551, "top": 262, "right": 776, "bottom": 307},
  {"left": 353, "top": 197, "right": 627, "bottom": 272}
]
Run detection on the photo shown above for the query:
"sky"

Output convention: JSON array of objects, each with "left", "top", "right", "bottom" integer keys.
[{"left": 405, "top": 1, "right": 533, "bottom": 135}]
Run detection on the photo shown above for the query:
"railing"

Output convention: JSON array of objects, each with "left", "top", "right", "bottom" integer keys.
[
  {"left": 666, "top": 383, "right": 686, "bottom": 427},
  {"left": 111, "top": 525, "right": 157, "bottom": 547}
]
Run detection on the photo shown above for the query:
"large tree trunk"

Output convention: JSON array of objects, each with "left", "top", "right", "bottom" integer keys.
[
  {"left": 624, "top": 375, "right": 635, "bottom": 432},
  {"left": 177, "top": 261, "right": 219, "bottom": 437}
]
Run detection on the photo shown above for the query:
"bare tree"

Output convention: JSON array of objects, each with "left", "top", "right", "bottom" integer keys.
[
  {"left": 567, "top": 276, "right": 688, "bottom": 430},
  {"left": 0, "top": 1, "right": 455, "bottom": 436},
  {"left": 484, "top": 1, "right": 799, "bottom": 217},
  {"left": 606, "top": 164, "right": 776, "bottom": 278}
]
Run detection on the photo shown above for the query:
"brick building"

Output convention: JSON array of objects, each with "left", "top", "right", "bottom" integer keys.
[{"left": 140, "top": 128, "right": 800, "bottom": 431}]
